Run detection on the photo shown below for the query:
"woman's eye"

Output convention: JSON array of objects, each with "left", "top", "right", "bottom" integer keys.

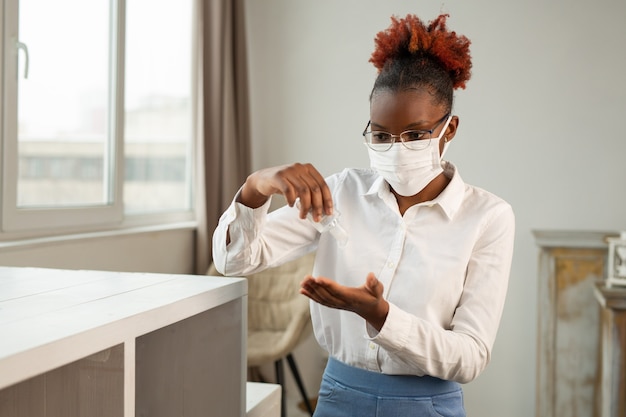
[
  {"left": 404, "top": 131, "right": 428, "bottom": 141},
  {"left": 372, "top": 132, "right": 392, "bottom": 143}
]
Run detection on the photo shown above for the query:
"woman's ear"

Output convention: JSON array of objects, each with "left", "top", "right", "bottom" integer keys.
[
  {"left": 445, "top": 115, "right": 459, "bottom": 141},
  {"left": 439, "top": 115, "right": 459, "bottom": 155}
]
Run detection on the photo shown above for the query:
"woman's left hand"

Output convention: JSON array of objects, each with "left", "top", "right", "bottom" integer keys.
[{"left": 300, "top": 273, "right": 389, "bottom": 331}]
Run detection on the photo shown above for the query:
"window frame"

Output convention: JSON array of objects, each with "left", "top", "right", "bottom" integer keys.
[{"left": 0, "top": 0, "right": 197, "bottom": 237}]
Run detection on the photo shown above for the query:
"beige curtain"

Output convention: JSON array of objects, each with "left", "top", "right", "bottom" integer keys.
[{"left": 195, "top": 0, "right": 251, "bottom": 274}]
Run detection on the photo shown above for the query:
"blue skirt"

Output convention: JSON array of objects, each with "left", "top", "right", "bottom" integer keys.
[{"left": 313, "top": 358, "right": 465, "bottom": 417}]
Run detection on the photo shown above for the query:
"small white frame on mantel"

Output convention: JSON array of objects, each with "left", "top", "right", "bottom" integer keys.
[{"left": 607, "top": 231, "right": 626, "bottom": 288}]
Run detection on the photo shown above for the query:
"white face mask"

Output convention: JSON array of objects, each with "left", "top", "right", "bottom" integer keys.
[{"left": 367, "top": 116, "right": 452, "bottom": 196}]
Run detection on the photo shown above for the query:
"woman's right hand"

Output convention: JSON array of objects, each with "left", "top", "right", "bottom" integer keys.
[{"left": 238, "top": 163, "right": 333, "bottom": 221}]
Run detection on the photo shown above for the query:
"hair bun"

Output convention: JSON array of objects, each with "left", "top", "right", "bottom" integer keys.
[{"left": 369, "top": 14, "right": 472, "bottom": 90}]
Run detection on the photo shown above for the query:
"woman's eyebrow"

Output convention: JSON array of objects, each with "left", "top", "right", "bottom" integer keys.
[
  {"left": 404, "top": 122, "right": 430, "bottom": 130},
  {"left": 370, "top": 121, "right": 430, "bottom": 131},
  {"left": 369, "top": 122, "right": 388, "bottom": 130}
]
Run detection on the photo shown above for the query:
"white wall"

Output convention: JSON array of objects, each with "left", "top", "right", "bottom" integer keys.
[
  {"left": 243, "top": 1, "right": 626, "bottom": 416},
  {"left": 0, "top": 227, "right": 196, "bottom": 274}
]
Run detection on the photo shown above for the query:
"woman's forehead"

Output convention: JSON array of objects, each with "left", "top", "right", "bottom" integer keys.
[{"left": 370, "top": 90, "right": 446, "bottom": 126}]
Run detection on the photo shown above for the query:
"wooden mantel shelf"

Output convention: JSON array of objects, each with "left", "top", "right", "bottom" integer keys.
[
  {"left": 595, "top": 283, "right": 626, "bottom": 310},
  {"left": 594, "top": 282, "right": 626, "bottom": 417}
]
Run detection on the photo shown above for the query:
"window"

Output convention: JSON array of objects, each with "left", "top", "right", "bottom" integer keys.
[{"left": 1, "top": 0, "right": 195, "bottom": 233}]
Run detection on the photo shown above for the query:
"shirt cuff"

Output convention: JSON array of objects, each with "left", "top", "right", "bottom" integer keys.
[
  {"left": 365, "top": 303, "right": 411, "bottom": 353},
  {"left": 222, "top": 189, "right": 273, "bottom": 252}
]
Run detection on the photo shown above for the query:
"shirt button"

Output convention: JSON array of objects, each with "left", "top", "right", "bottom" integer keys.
[
  {"left": 387, "top": 261, "right": 394, "bottom": 268},
  {"left": 369, "top": 343, "right": 376, "bottom": 350}
]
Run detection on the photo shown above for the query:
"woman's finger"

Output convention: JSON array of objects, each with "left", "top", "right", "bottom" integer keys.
[
  {"left": 299, "top": 163, "right": 333, "bottom": 220},
  {"left": 301, "top": 278, "right": 346, "bottom": 308}
]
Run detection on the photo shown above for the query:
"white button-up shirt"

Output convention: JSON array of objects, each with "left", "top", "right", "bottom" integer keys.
[{"left": 212, "top": 162, "right": 515, "bottom": 383}]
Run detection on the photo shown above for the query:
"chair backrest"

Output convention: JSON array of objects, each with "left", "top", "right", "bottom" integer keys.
[{"left": 207, "top": 252, "right": 316, "bottom": 332}]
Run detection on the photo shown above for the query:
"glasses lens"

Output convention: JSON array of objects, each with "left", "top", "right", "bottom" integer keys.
[
  {"left": 402, "top": 131, "right": 431, "bottom": 150},
  {"left": 364, "top": 132, "right": 393, "bottom": 151}
]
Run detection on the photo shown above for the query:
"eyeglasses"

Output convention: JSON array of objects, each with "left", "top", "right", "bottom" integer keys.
[{"left": 362, "top": 113, "right": 451, "bottom": 152}]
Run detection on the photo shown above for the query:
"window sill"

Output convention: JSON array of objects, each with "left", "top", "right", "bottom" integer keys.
[{"left": 0, "top": 221, "right": 197, "bottom": 252}]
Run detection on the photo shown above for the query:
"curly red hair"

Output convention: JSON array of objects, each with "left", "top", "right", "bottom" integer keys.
[{"left": 369, "top": 14, "right": 472, "bottom": 90}]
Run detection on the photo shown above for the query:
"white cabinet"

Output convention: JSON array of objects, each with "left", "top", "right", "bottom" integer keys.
[
  {"left": 0, "top": 267, "right": 247, "bottom": 417},
  {"left": 246, "top": 382, "right": 281, "bottom": 417}
]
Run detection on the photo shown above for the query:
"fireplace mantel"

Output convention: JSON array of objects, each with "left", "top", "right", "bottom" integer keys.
[{"left": 533, "top": 230, "right": 618, "bottom": 417}]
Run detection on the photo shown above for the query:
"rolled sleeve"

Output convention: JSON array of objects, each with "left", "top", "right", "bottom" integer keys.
[{"left": 212, "top": 191, "right": 272, "bottom": 275}]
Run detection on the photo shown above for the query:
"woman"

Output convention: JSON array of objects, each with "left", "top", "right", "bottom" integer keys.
[{"left": 213, "top": 12, "right": 515, "bottom": 417}]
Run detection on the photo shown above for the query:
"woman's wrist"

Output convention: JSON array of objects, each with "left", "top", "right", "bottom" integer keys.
[
  {"left": 364, "top": 299, "right": 389, "bottom": 332},
  {"left": 238, "top": 180, "right": 269, "bottom": 209}
]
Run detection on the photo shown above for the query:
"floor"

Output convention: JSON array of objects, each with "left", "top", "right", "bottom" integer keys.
[
  {"left": 249, "top": 360, "right": 320, "bottom": 417},
  {"left": 285, "top": 386, "right": 315, "bottom": 417}
]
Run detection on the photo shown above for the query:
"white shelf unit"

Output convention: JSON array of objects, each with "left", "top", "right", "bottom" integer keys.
[{"left": 0, "top": 266, "right": 247, "bottom": 417}]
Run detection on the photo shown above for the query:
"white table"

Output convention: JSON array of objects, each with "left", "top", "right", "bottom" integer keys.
[
  {"left": 246, "top": 382, "right": 281, "bottom": 417},
  {"left": 0, "top": 266, "right": 247, "bottom": 417}
]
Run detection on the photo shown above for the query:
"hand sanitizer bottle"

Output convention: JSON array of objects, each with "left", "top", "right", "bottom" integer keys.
[{"left": 296, "top": 200, "right": 348, "bottom": 247}]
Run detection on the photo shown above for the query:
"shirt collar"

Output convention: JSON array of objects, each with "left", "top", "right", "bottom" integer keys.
[
  {"left": 363, "top": 161, "right": 466, "bottom": 220},
  {"left": 434, "top": 161, "right": 465, "bottom": 220},
  {"left": 365, "top": 175, "right": 387, "bottom": 197}
]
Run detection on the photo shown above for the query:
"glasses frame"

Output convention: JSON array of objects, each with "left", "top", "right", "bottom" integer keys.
[{"left": 362, "top": 113, "right": 451, "bottom": 152}]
